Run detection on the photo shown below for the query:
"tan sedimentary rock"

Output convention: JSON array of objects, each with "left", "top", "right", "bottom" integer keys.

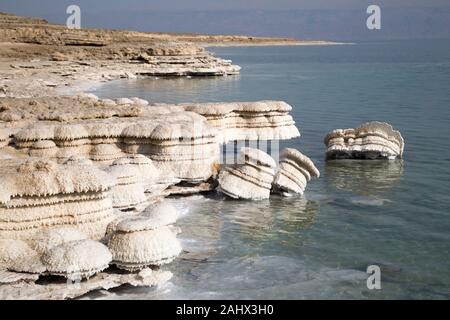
[
  {"left": 272, "top": 148, "right": 320, "bottom": 196},
  {"left": 0, "top": 95, "right": 143, "bottom": 122},
  {"left": 182, "top": 100, "right": 300, "bottom": 142},
  {"left": 0, "top": 159, "right": 115, "bottom": 240},
  {"left": 0, "top": 128, "right": 11, "bottom": 148},
  {"left": 324, "top": 122, "right": 404, "bottom": 160},
  {"left": 108, "top": 214, "right": 182, "bottom": 271},
  {"left": 218, "top": 147, "right": 277, "bottom": 200}
]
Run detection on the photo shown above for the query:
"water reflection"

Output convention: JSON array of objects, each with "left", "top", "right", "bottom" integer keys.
[
  {"left": 100, "top": 76, "right": 240, "bottom": 103},
  {"left": 170, "top": 194, "right": 320, "bottom": 262},
  {"left": 325, "top": 160, "right": 404, "bottom": 196}
]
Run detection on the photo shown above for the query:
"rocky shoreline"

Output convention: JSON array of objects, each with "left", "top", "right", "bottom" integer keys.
[{"left": 0, "top": 12, "right": 400, "bottom": 300}]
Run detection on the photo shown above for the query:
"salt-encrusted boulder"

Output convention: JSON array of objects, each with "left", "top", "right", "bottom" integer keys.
[
  {"left": 182, "top": 101, "right": 300, "bottom": 143},
  {"left": 5, "top": 229, "right": 110, "bottom": 280},
  {"left": 29, "top": 227, "right": 88, "bottom": 255},
  {"left": 0, "top": 159, "right": 116, "bottom": 240},
  {"left": 272, "top": 148, "right": 320, "bottom": 196},
  {"left": 324, "top": 122, "right": 404, "bottom": 160},
  {"left": 0, "top": 239, "right": 37, "bottom": 269},
  {"left": 41, "top": 239, "right": 112, "bottom": 280},
  {"left": 141, "top": 202, "right": 179, "bottom": 226},
  {"left": 218, "top": 147, "right": 277, "bottom": 200},
  {"left": 108, "top": 215, "right": 182, "bottom": 271}
]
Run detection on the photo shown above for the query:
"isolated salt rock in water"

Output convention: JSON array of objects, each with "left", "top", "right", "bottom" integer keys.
[
  {"left": 218, "top": 147, "right": 276, "bottom": 200},
  {"left": 0, "top": 239, "right": 37, "bottom": 269},
  {"left": 108, "top": 220, "right": 182, "bottom": 271},
  {"left": 29, "top": 227, "right": 87, "bottom": 255},
  {"left": 0, "top": 159, "right": 116, "bottom": 240},
  {"left": 42, "top": 239, "right": 112, "bottom": 280},
  {"left": 324, "top": 121, "right": 404, "bottom": 160},
  {"left": 272, "top": 148, "right": 320, "bottom": 196}
]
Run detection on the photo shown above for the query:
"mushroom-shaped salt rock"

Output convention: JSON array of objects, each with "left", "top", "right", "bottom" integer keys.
[
  {"left": 324, "top": 121, "right": 404, "bottom": 160},
  {"left": 141, "top": 202, "right": 179, "bottom": 226},
  {"left": 108, "top": 216, "right": 182, "bottom": 271},
  {"left": 218, "top": 147, "right": 276, "bottom": 200},
  {"left": 272, "top": 148, "right": 320, "bottom": 196},
  {"left": 41, "top": 239, "right": 112, "bottom": 280},
  {"left": 0, "top": 159, "right": 115, "bottom": 240}
]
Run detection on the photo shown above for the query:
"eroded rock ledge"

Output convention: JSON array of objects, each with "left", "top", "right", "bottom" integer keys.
[
  {"left": 0, "top": 95, "right": 307, "bottom": 299},
  {"left": 0, "top": 12, "right": 325, "bottom": 300}
]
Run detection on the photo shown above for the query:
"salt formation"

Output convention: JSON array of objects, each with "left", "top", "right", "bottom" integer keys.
[
  {"left": 14, "top": 121, "right": 128, "bottom": 163},
  {"left": 108, "top": 210, "right": 182, "bottom": 271},
  {"left": 41, "top": 240, "right": 112, "bottom": 280},
  {"left": 0, "top": 267, "right": 172, "bottom": 300},
  {"left": 112, "top": 154, "right": 161, "bottom": 193},
  {"left": 30, "top": 227, "right": 87, "bottom": 255},
  {"left": 142, "top": 202, "right": 179, "bottom": 225},
  {"left": 122, "top": 115, "right": 220, "bottom": 183},
  {"left": 108, "top": 155, "right": 157, "bottom": 211},
  {"left": 0, "top": 239, "right": 37, "bottom": 269},
  {"left": 5, "top": 234, "right": 112, "bottom": 281},
  {"left": 272, "top": 148, "right": 320, "bottom": 196},
  {"left": 0, "top": 159, "right": 116, "bottom": 240},
  {"left": 218, "top": 147, "right": 277, "bottom": 200},
  {"left": 182, "top": 101, "right": 300, "bottom": 142},
  {"left": 324, "top": 122, "right": 404, "bottom": 160}
]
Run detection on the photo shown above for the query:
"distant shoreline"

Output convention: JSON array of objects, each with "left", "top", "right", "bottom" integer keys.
[{"left": 202, "top": 40, "right": 352, "bottom": 48}]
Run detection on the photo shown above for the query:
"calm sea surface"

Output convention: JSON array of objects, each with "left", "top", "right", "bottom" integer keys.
[{"left": 91, "top": 40, "right": 450, "bottom": 299}]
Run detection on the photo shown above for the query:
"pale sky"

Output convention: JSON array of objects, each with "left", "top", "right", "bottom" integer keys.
[{"left": 1, "top": 0, "right": 450, "bottom": 40}]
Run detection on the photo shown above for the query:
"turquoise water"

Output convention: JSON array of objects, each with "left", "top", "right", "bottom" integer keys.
[{"left": 92, "top": 40, "right": 450, "bottom": 299}]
